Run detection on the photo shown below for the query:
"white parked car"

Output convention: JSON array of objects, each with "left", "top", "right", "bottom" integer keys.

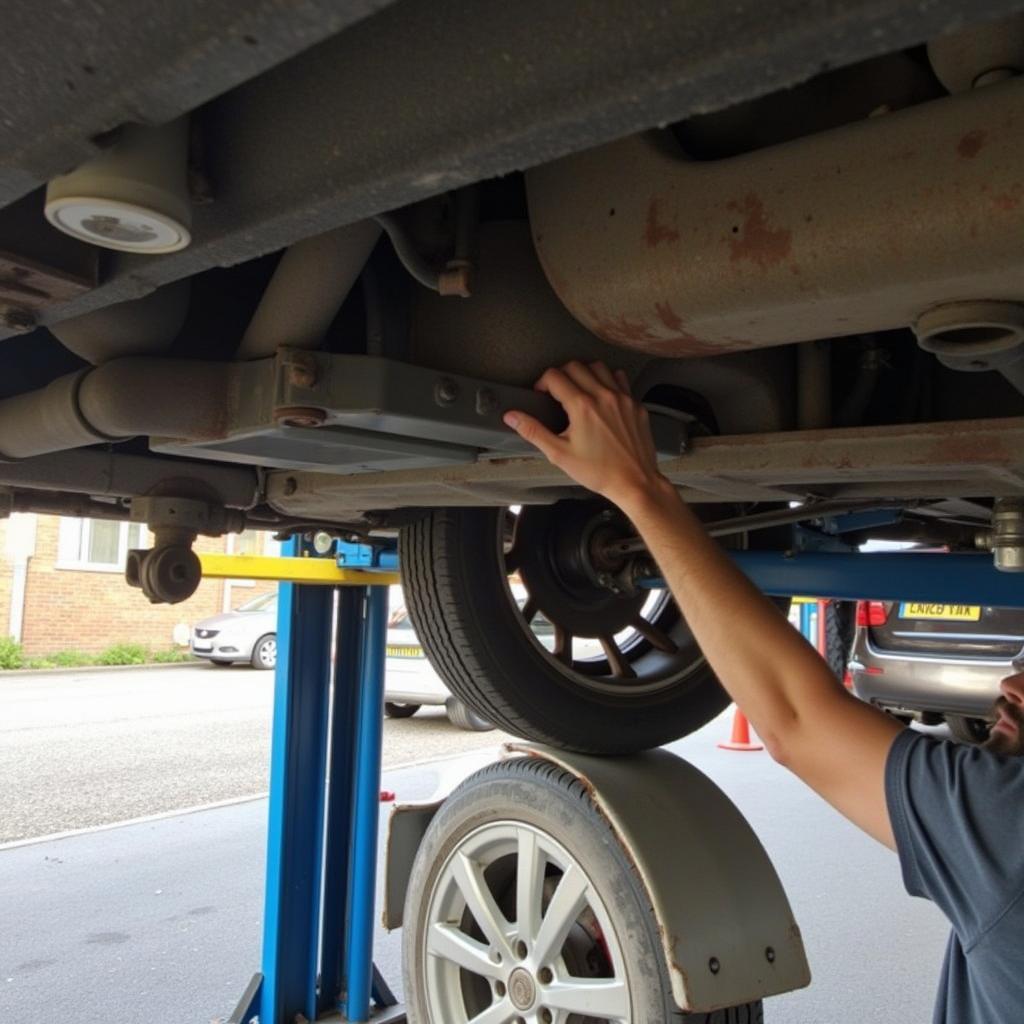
[
  {"left": 191, "top": 591, "right": 279, "bottom": 669},
  {"left": 385, "top": 596, "right": 493, "bottom": 732},
  {"left": 191, "top": 586, "right": 493, "bottom": 732}
]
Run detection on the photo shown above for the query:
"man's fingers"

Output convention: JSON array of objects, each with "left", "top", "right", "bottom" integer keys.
[
  {"left": 587, "top": 362, "right": 619, "bottom": 392},
  {"left": 560, "top": 360, "right": 607, "bottom": 397},
  {"left": 614, "top": 368, "right": 632, "bottom": 395},
  {"left": 534, "top": 367, "right": 585, "bottom": 407},
  {"left": 503, "top": 410, "right": 565, "bottom": 460}
]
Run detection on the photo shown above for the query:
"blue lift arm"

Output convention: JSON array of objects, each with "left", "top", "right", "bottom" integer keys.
[{"left": 641, "top": 552, "right": 1024, "bottom": 608}]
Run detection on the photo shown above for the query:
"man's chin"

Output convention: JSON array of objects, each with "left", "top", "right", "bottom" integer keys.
[{"left": 982, "top": 723, "right": 1024, "bottom": 757}]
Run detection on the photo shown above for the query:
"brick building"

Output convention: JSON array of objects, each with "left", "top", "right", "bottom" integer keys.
[{"left": 0, "top": 513, "right": 277, "bottom": 657}]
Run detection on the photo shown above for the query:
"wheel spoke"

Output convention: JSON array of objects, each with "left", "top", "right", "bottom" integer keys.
[
  {"left": 451, "top": 852, "right": 515, "bottom": 961},
  {"left": 629, "top": 614, "right": 678, "bottom": 653},
  {"left": 599, "top": 635, "right": 636, "bottom": 679},
  {"left": 532, "top": 864, "right": 589, "bottom": 966},
  {"left": 521, "top": 596, "right": 539, "bottom": 625},
  {"left": 515, "top": 829, "right": 545, "bottom": 942},
  {"left": 468, "top": 996, "right": 517, "bottom": 1024},
  {"left": 504, "top": 543, "right": 521, "bottom": 574},
  {"left": 544, "top": 977, "right": 629, "bottom": 1020},
  {"left": 503, "top": 510, "right": 522, "bottom": 573},
  {"left": 426, "top": 923, "right": 502, "bottom": 980},
  {"left": 553, "top": 625, "right": 573, "bottom": 666}
]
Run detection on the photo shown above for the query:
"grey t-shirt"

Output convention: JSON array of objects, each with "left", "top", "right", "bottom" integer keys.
[{"left": 885, "top": 729, "right": 1024, "bottom": 1023}]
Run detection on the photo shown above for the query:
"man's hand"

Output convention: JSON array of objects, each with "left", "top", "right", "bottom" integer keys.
[
  {"left": 504, "top": 358, "right": 904, "bottom": 849},
  {"left": 503, "top": 361, "right": 671, "bottom": 514}
]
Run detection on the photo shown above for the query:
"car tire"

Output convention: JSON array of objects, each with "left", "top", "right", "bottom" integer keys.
[
  {"left": 400, "top": 505, "right": 757, "bottom": 754},
  {"left": 947, "top": 715, "right": 991, "bottom": 745},
  {"left": 445, "top": 697, "right": 493, "bottom": 732},
  {"left": 250, "top": 634, "right": 277, "bottom": 670},
  {"left": 402, "top": 757, "right": 764, "bottom": 1024},
  {"left": 824, "top": 601, "right": 855, "bottom": 680},
  {"left": 385, "top": 701, "right": 422, "bottom": 719}
]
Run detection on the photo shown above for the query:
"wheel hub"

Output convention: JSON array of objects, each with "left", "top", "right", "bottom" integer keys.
[
  {"left": 512, "top": 500, "right": 643, "bottom": 637},
  {"left": 507, "top": 966, "right": 536, "bottom": 1010}
]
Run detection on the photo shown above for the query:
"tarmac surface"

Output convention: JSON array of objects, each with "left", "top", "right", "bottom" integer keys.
[
  {"left": 0, "top": 664, "right": 512, "bottom": 843},
  {"left": 0, "top": 667, "right": 951, "bottom": 1023}
]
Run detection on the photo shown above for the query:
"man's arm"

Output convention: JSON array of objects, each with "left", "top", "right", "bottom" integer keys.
[{"left": 504, "top": 361, "right": 904, "bottom": 848}]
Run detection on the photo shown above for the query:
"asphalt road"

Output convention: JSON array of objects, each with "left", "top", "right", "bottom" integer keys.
[
  {"left": 0, "top": 714, "right": 951, "bottom": 1024},
  {"left": 0, "top": 665, "right": 953, "bottom": 1023},
  {"left": 0, "top": 665, "right": 513, "bottom": 844}
]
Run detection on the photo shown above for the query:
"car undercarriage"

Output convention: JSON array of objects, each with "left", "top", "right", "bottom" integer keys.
[{"left": 3, "top": 0, "right": 1023, "bottom": 751}]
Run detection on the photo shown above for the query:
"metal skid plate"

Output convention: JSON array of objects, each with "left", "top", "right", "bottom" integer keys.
[{"left": 152, "top": 351, "right": 689, "bottom": 475}]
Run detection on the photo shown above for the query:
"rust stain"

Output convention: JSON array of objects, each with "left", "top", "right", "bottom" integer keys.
[
  {"left": 727, "top": 194, "right": 792, "bottom": 268},
  {"left": 644, "top": 198, "right": 679, "bottom": 247},
  {"left": 654, "top": 301, "right": 683, "bottom": 332},
  {"left": 957, "top": 129, "right": 987, "bottom": 159},
  {"left": 588, "top": 307, "right": 750, "bottom": 357},
  {"left": 991, "top": 183, "right": 1023, "bottom": 210}
]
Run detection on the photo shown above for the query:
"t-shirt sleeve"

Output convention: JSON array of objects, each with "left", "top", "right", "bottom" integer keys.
[{"left": 885, "top": 728, "right": 1024, "bottom": 947}]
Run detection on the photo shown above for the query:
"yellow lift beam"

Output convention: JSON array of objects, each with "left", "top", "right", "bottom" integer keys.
[{"left": 198, "top": 553, "right": 400, "bottom": 587}]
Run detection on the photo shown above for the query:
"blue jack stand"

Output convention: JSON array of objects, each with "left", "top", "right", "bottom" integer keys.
[{"left": 230, "top": 537, "right": 405, "bottom": 1024}]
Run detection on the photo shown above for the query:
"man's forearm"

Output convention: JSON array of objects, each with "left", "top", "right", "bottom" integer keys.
[{"left": 619, "top": 477, "right": 850, "bottom": 758}]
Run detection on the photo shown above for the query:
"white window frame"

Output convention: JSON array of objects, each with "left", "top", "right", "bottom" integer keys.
[{"left": 56, "top": 517, "right": 148, "bottom": 573}]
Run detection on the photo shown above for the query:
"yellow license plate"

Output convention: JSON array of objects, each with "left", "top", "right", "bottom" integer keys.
[
  {"left": 899, "top": 603, "right": 981, "bottom": 621},
  {"left": 386, "top": 644, "right": 423, "bottom": 658}
]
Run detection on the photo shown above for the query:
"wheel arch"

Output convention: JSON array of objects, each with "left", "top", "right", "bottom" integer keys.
[{"left": 383, "top": 743, "right": 810, "bottom": 1013}]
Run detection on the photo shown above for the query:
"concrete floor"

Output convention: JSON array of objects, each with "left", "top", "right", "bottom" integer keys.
[{"left": 0, "top": 702, "right": 951, "bottom": 1024}]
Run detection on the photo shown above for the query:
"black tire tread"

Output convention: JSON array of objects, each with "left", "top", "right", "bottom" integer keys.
[
  {"left": 401, "top": 510, "right": 543, "bottom": 741},
  {"left": 400, "top": 509, "right": 732, "bottom": 753}
]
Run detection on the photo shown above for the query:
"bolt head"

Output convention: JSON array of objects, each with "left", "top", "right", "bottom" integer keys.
[
  {"left": 435, "top": 377, "right": 460, "bottom": 405},
  {"left": 273, "top": 405, "right": 327, "bottom": 428},
  {"left": 288, "top": 365, "right": 317, "bottom": 388}
]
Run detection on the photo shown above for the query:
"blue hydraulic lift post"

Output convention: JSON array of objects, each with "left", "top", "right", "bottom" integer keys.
[
  {"left": 241, "top": 537, "right": 401, "bottom": 1024},
  {"left": 259, "top": 536, "right": 336, "bottom": 1024},
  {"left": 342, "top": 584, "right": 390, "bottom": 1020},
  {"left": 318, "top": 586, "right": 363, "bottom": 1018}
]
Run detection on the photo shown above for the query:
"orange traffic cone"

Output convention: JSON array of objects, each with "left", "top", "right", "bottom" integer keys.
[{"left": 718, "top": 706, "right": 763, "bottom": 751}]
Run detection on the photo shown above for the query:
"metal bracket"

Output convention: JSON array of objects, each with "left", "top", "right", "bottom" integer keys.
[{"left": 152, "top": 352, "right": 690, "bottom": 475}]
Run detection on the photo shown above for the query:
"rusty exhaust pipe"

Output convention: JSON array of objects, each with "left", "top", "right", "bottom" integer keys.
[{"left": 526, "top": 78, "right": 1024, "bottom": 357}]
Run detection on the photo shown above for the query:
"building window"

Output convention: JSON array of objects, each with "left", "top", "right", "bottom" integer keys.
[{"left": 57, "top": 518, "right": 146, "bottom": 572}]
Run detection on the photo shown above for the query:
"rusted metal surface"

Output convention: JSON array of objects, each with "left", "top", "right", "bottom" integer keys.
[
  {"left": 265, "top": 416, "right": 1024, "bottom": 517},
  {"left": 527, "top": 78, "right": 1024, "bottom": 356},
  {"left": 7, "top": 0, "right": 1024, "bottom": 341},
  {"left": 0, "top": 251, "right": 93, "bottom": 310}
]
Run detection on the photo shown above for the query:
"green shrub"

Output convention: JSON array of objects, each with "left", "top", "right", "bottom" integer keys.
[
  {"left": 48, "top": 650, "right": 98, "bottom": 668},
  {"left": 150, "top": 649, "right": 192, "bottom": 664},
  {"left": 0, "top": 636, "right": 26, "bottom": 670},
  {"left": 97, "top": 643, "right": 150, "bottom": 666}
]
